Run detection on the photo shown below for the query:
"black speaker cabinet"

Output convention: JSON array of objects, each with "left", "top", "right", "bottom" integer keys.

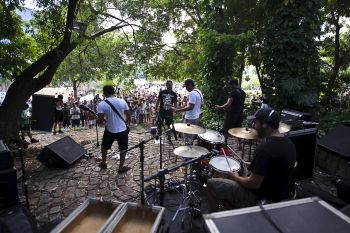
[
  {"left": 0, "top": 206, "right": 37, "bottom": 233},
  {"left": 0, "top": 140, "right": 13, "bottom": 169},
  {"left": 31, "top": 94, "right": 56, "bottom": 132},
  {"left": 287, "top": 128, "right": 317, "bottom": 180},
  {"left": 0, "top": 167, "right": 18, "bottom": 210},
  {"left": 37, "top": 136, "right": 86, "bottom": 168}
]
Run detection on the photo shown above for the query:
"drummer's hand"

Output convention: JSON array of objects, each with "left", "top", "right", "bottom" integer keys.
[
  {"left": 227, "top": 171, "right": 239, "bottom": 181},
  {"left": 214, "top": 105, "right": 220, "bottom": 110}
]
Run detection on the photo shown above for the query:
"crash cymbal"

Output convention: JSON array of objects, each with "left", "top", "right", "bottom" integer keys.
[
  {"left": 172, "top": 123, "right": 206, "bottom": 134},
  {"left": 279, "top": 122, "right": 291, "bottom": 134},
  {"left": 228, "top": 127, "right": 258, "bottom": 140},
  {"left": 173, "top": 146, "right": 209, "bottom": 158}
]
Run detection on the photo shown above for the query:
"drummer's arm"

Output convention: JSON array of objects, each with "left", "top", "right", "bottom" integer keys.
[{"left": 228, "top": 171, "right": 264, "bottom": 189}]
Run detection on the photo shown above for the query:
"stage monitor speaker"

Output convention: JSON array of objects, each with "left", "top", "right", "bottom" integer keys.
[
  {"left": 0, "top": 206, "right": 37, "bottom": 233},
  {"left": 287, "top": 128, "right": 317, "bottom": 180},
  {"left": 0, "top": 140, "right": 13, "bottom": 169},
  {"left": 31, "top": 94, "right": 56, "bottom": 132},
  {"left": 317, "top": 125, "right": 350, "bottom": 160},
  {"left": 0, "top": 167, "right": 18, "bottom": 210},
  {"left": 37, "top": 136, "right": 86, "bottom": 168}
]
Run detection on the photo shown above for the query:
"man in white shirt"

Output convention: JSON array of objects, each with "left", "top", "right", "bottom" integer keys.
[
  {"left": 172, "top": 79, "right": 203, "bottom": 143},
  {"left": 97, "top": 86, "right": 131, "bottom": 173},
  {"left": 70, "top": 102, "right": 81, "bottom": 128}
]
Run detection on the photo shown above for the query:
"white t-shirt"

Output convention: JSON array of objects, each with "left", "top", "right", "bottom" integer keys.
[
  {"left": 70, "top": 107, "right": 80, "bottom": 120},
  {"left": 97, "top": 97, "right": 129, "bottom": 133},
  {"left": 185, "top": 89, "right": 202, "bottom": 120}
]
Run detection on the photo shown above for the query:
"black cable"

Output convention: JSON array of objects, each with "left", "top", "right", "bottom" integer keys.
[{"left": 258, "top": 203, "right": 284, "bottom": 233}]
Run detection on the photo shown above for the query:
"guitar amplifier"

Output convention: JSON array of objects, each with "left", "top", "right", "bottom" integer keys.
[
  {"left": 0, "top": 140, "right": 13, "bottom": 169},
  {"left": 281, "top": 109, "right": 312, "bottom": 122}
]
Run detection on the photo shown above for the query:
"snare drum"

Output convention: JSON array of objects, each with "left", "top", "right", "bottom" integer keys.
[
  {"left": 209, "top": 156, "right": 241, "bottom": 178},
  {"left": 198, "top": 129, "right": 224, "bottom": 151}
]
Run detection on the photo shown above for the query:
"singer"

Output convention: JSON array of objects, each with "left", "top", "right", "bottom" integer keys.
[{"left": 155, "top": 80, "right": 178, "bottom": 131}]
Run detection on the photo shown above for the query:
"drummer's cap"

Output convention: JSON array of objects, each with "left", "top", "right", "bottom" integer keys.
[
  {"left": 253, "top": 108, "right": 280, "bottom": 129},
  {"left": 183, "top": 79, "right": 195, "bottom": 87}
]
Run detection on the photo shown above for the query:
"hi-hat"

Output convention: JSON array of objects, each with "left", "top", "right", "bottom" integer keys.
[
  {"left": 174, "top": 146, "right": 209, "bottom": 158},
  {"left": 279, "top": 122, "right": 291, "bottom": 134},
  {"left": 228, "top": 127, "right": 258, "bottom": 140},
  {"left": 172, "top": 123, "right": 206, "bottom": 134}
]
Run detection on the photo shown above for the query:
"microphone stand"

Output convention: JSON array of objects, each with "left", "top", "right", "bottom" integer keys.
[
  {"left": 123, "top": 128, "right": 173, "bottom": 205},
  {"left": 144, "top": 150, "right": 218, "bottom": 206}
]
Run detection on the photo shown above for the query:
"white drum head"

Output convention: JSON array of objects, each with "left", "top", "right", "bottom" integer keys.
[
  {"left": 198, "top": 129, "right": 224, "bottom": 144},
  {"left": 209, "top": 156, "right": 240, "bottom": 172}
]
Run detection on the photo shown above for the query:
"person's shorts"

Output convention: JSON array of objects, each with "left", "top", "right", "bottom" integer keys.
[
  {"left": 102, "top": 128, "right": 128, "bottom": 151},
  {"left": 223, "top": 114, "right": 243, "bottom": 134},
  {"left": 159, "top": 114, "right": 173, "bottom": 127},
  {"left": 54, "top": 110, "right": 64, "bottom": 123},
  {"left": 20, "top": 124, "right": 30, "bottom": 131}
]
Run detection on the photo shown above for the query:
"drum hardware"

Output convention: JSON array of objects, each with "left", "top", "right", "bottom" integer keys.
[{"left": 144, "top": 151, "right": 218, "bottom": 231}]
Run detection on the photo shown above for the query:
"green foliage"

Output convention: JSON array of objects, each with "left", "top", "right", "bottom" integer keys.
[
  {"left": 263, "top": 0, "right": 321, "bottom": 110},
  {"left": 0, "top": 3, "right": 38, "bottom": 79}
]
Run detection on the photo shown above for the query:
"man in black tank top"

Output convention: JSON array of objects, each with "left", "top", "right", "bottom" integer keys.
[
  {"left": 207, "top": 108, "right": 296, "bottom": 212},
  {"left": 214, "top": 79, "right": 246, "bottom": 147}
]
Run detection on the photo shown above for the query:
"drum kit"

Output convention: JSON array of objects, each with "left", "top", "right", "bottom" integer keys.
[{"left": 169, "top": 121, "right": 292, "bottom": 226}]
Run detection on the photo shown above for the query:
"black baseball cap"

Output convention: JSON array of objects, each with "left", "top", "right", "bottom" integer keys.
[
  {"left": 253, "top": 108, "right": 280, "bottom": 129},
  {"left": 183, "top": 79, "right": 195, "bottom": 87}
]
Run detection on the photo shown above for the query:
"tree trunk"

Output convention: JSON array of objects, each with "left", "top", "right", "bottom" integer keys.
[
  {"left": 0, "top": 43, "right": 77, "bottom": 143},
  {"left": 325, "top": 12, "right": 341, "bottom": 102}
]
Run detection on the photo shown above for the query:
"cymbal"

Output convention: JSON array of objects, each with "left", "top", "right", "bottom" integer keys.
[
  {"left": 173, "top": 146, "right": 209, "bottom": 158},
  {"left": 172, "top": 123, "right": 206, "bottom": 134},
  {"left": 228, "top": 127, "right": 258, "bottom": 140},
  {"left": 279, "top": 122, "right": 291, "bottom": 133}
]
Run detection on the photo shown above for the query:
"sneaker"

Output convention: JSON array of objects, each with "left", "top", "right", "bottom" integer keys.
[
  {"left": 98, "top": 162, "right": 107, "bottom": 169},
  {"left": 95, "top": 156, "right": 102, "bottom": 162},
  {"left": 30, "top": 138, "right": 39, "bottom": 143},
  {"left": 117, "top": 166, "right": 131, "bottom": 174},
  {"left": 53, "top": 131, "right": 57, "bottom": 135},
  {"left": 58, "top": 130, "right": 64, "bottom": 133}
]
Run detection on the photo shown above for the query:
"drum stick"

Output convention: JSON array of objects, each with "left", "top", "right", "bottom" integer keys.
[
  {"left": 221, "top": 148, "right": 233, "bottom": 172},
  {"left": 227, "top": 145, "right": 246, "bottom": 163}
]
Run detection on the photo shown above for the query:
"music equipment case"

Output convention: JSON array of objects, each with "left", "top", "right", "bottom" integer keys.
[
  {"left": 203, "top": 197, "right": 350, "bottom": 233},
  {"left": 51, "top": 199, "right": 123, "bottom": 233}
]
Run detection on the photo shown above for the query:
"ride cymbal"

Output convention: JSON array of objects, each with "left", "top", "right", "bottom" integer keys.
[
  {"left": 173, "top": 146, "right": 209, "bottom": 158},
  {"left": 228, "top": 127, "right": 258, "bottom": 140},
  {"left": 172, "top": 123, "right": 206, "bottom": 134}
]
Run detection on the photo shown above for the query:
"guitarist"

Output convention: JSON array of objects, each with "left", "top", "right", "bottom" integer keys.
[
  {"left": 97, "top": 85, "right": 131, "bottom": 173},
  {"left": 214, "top": 79, "right": 246, "bottom": 148}
]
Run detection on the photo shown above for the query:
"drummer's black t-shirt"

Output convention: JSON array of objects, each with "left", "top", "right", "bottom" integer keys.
[{"left": 249, "top": 136, "right": 296, "bottom": 202}]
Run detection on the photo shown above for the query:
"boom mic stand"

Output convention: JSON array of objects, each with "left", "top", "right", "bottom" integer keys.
[
  {"left": 123, "top": 128, "right": 173, "bottom": 205},
  {"left": 144, "top": 150, "right": 217, "bottom": 206},
  {"left": 79, "top": 105, "right": 99, "bottom": 147}
]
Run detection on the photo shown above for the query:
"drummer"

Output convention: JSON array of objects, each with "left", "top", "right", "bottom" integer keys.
[
  {"left": 206, "top": 108, "right": 296, "bottom": 212},
  {"left": 214, "top": 79, "right": 245, "bottom": 149}
]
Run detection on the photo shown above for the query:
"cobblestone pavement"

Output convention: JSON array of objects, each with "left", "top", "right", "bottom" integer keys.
[
  {"left": 17, "top": 126, "right": 245, "bottom": 224},
  {"left": 16, "top": 125, "right": 339, "bottom": 225}
]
